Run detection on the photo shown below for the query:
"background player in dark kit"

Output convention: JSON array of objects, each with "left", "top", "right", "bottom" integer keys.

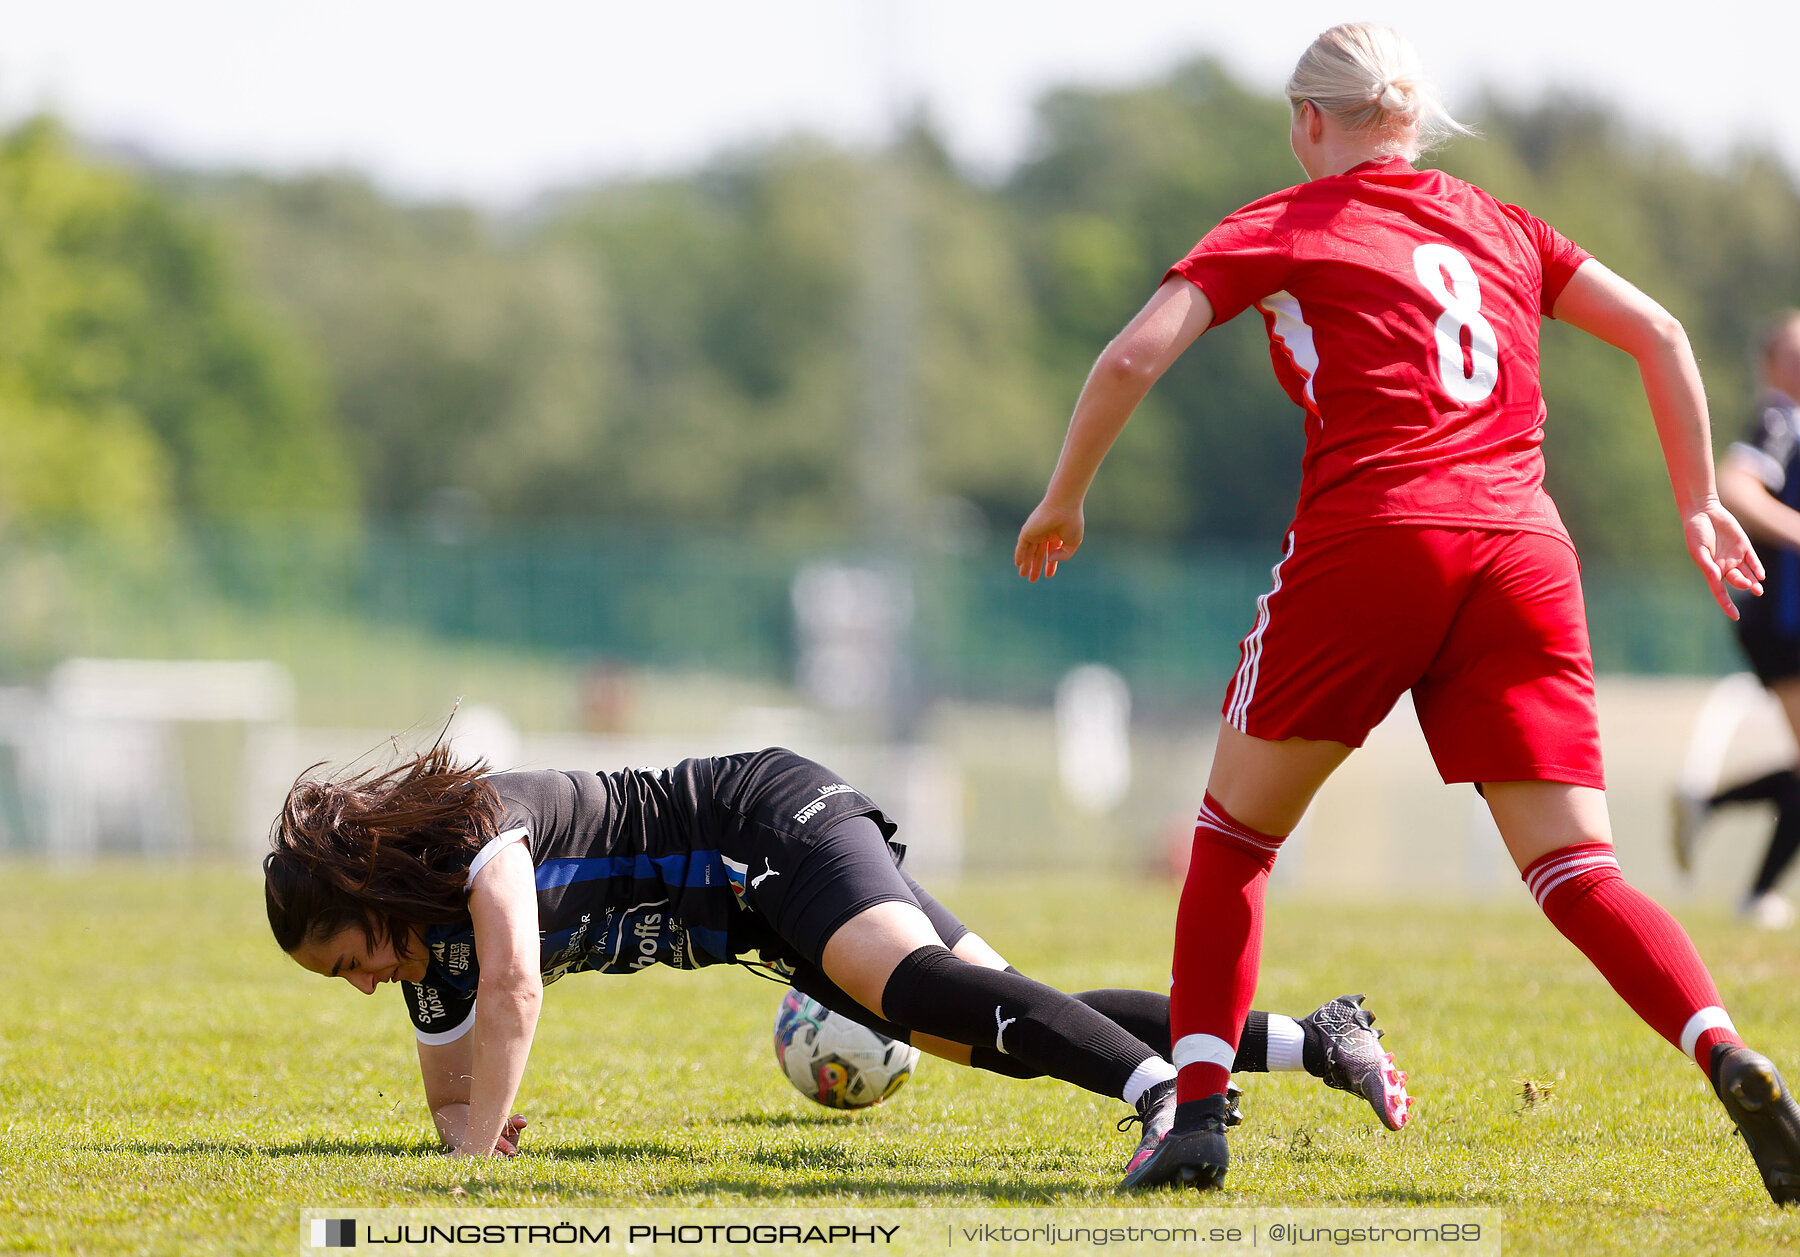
[
  {"left": 1015, "top": 22, "right": 1800, "bottom": 1199},
  {"left": 264, "top": 744, "right": 1411, "bottom": 1171},
  {"left": 1675, "top": 310, "right": 1800, "bottom": 929}
]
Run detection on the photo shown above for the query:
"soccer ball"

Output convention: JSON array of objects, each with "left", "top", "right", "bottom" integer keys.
[{"left": 772, "top": 988, "right": 920, "bottom": 1110}]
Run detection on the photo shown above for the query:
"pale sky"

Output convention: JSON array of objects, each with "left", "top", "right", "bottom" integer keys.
[{"left": 1, "top": 1, "right": 1794, "bottom": 205}]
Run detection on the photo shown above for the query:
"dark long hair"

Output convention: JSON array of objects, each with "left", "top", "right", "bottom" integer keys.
[{"left": 264, "top": 743, "right": 501, "bottom": 958}]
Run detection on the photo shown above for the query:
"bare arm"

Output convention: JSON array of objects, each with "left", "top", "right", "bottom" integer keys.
[
  {"left": 1014, "top": 277, "right": 1215, "bottom": 581},
  {"left": 450, "top": 841, "right": 544, "bottom": 1158},
  {"left": 1550, "top": 258, "right": 1764, "bottom": 617},
  {"left": 417, "top": 1032, "right": 527, "bottom": 1155}
]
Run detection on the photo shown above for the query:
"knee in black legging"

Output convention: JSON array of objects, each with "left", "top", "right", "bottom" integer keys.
[
  {"left": 787, "top": 962, "right": 912, "bottom": 1043},
  {"left": 879, "top": 946, "right": 1159, "bottom": 1099},
  {"left": 881, "top": 945, "right": 1099, "bottom": 1060}
]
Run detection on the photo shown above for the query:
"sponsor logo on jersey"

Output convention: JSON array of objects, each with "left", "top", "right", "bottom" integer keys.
[
  {"left": 411, "top": 985, "right": 448, "bottom": 1025},
  {"left": 721, "top": 855, "right": 750, "bottom": 901},
  {"left": 754, "top": 952, "right": 797, "bottom": 979},
  {"left": 793, "top": 781, "right": 856, "bottom": 824},
  {"left": 586, "top": 899, "right": 677, "bottom": 973},
  {"left": 542, "top": 912, "right": 595, "bottom": 985},
  {"left": 444, "top": 942, "right": 472, "bottom": 974},
  {"left": 629, "top": 910, "right": 664, "bottom": 969}
]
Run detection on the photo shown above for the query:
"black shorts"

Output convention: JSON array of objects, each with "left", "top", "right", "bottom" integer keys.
[
  {"left": 738, "top": 811, "right": 968, "bottom": 967},
  {"left": 1737, "top": 584, "right": 1800, "bottom": 686},
  {"left": 719, "top": 750, "right": 973, "bottom": 1041},
  {"left": 719, "top": 749, "right": 970, "bottom": 966},
  {"left": 769, "top": 817, "right": 973, "bottom": 1042}
]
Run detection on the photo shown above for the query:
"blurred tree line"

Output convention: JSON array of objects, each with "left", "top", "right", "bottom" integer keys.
[
  {"left": 4, "top": 60, "right": 1798, "bottom": 567},
  {"left": 0, "top": 118, "right": 352, "bottom": 533}
]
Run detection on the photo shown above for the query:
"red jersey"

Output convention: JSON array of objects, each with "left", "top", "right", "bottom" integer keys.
[{"left": 1168, "top": 157, "right": 1590, "bottom": 543}]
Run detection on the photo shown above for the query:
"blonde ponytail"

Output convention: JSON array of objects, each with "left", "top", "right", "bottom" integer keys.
[{"left": 1286, "top": 23, "right": 1472, "bottom": 159}]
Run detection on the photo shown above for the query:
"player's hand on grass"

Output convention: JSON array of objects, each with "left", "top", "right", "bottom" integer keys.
[
  {"left": 1684, "top": 500, "right": 1764, "bottom": 620},
  {"left": 495, "top": 1113, "right": 527, "bottom": 1156},
  {"left": 1015, "top": 499, "right": 1084, "bottom": 582},
  {"left": 449, "top": 1114, "right": 528, "bottom": 1158}
]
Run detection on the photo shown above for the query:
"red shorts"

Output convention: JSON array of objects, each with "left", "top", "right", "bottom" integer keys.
[{"left": 1221, "top": 526, "right": 1604, "bottom": 789}]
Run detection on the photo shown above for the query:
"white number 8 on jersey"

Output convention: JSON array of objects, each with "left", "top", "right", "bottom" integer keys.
[{"left": 1412, "top": 243, "right": 1499, "bottom": 404}]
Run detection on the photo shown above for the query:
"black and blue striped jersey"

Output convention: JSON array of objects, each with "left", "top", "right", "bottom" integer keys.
[
  {"left": 1730, "top": 389, "right": 1800, "bottom": 638},
  {"left": 399, "top": 748, "right": 893, "bottom": 1042}
]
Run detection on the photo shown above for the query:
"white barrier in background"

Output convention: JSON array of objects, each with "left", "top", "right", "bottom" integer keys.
[
  {"left": 0, "top": 675, "right": 966, "bottom": 881},
  {"left": 0, "top": 660, "right": 296, "bottom": 860},
  {"left": 5, "top": 665, "right": 1778, "bottom": 901},
  {"left": 1056, "top": 665, "right": 1131, "bottom": 817}
]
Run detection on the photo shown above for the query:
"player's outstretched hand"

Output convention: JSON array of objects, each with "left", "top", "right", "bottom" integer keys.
[
  {"left": 1015, "top": 499, "right": 1084, "bottom": 582},
  {"left": 449, "top": 1114, "right": 529, "bottom": 1159},
  {"left": 1685, "top": 500, "right": 1764, "bottom": 620}
]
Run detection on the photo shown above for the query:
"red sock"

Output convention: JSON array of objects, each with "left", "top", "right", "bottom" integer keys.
[
  {"left": 1170, "top": 793, "right": 1286, "bottom": 1103},
  {"left": 1524, "top": 842, "right": 1743, "bottom": 1072}
]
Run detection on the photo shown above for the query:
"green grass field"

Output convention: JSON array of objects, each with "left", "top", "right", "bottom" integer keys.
[{"left": 3, "top": 864, "right": 1798, "bottom": 1255}]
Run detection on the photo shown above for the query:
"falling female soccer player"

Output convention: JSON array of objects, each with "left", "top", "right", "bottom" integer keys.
[
  {"left": 1015, "top": 21, "right": 1800, "bottom": 1200},
  {"left": 265, "top": 744, "right": 1411, "bottom": 1174}
]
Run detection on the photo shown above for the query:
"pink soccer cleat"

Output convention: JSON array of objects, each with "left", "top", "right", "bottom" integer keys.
[{"left": 1302, "top": 993, "right": 1414, "bottom": 1131}]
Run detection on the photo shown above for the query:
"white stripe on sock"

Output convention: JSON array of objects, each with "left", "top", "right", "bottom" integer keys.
[
  {"left": 1525, "top": 849, "right": 1617, "bottom": 896},
  {"left": 1195, "top": 799, "right": 1283, "bottom": 856},
  {"left": 1172, "top": 1033, "right": 1237, "bottom": 1072},
  {"left": 1266, "top": 1014, "right": 1307, "bottom": 1072},
  {"left": 1121, "top": 1056, "right": 1178, "bottom": 1107},
  {"left": 1528, "top": 854, "right": 1618, "bottom": 905},
  {"left": 1679, "top": 1006, "right": 1737, "bottom": 1063}
]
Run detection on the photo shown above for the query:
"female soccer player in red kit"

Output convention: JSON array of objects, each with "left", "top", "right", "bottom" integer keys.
[{"left": 1016, "top": 23, "right": 1800, "bottom": 1200}]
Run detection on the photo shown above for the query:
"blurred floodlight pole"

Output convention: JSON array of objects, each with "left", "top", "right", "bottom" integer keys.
[
  {"left": 792, "top": 564, "right": 916, "bottom": 714},
  {"left": 852, "top": 0, "right": 922, "bottom": 735},
  {"left": 859, "top": 0, "right": 922, "bottom": 546},
  {"left": 1056, "top": 664, "right": 1133, "bottom": 816}
]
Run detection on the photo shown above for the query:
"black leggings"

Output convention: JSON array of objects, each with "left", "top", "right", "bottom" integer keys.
[
  {"left": 1711, "top": 768, "right": 1800, "bottom": 896},
  {"left": 777, "top": 827, "right": 1270, "bottom": 1082},
  {"left": 778, "top": 815, "right": 972, "bottom": 1040},
  {"left": 753, "top": 815, "right": 967, "bottom": 967}
]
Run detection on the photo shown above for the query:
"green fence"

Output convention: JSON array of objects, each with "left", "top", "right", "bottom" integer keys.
[{"left": 0, "top": 522, "right": 1740, "bottom": 708}]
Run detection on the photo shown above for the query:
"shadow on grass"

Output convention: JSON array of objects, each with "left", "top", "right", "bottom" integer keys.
[
  {"left": 88, "top": 1137, "right": 1099, "bottom": 1201},
  {"left": 511, "top": 1139, "right": 696, "bottom": 1162},
  {"left": 1317, "top": 1186, "right": 1507, "bottom": 1206},
  {"left": 714, "top": 1113, "right": 864, "bottom": 1129},
  {"left": 440, "top": 1140, "right": 1094, "bottom": 1201},
  {"left": 443, "top": 1177, "right": 1094, "bottom": 1202},
  {"left": 739, "top": 1144, "right": 946, "bottom": 1174},
  {"left": 93, "top": 1138, "right": 435, "bottom": 1158},
  {"left": 651, "top": 1178, "right": 1091, "bottom": 1202}
]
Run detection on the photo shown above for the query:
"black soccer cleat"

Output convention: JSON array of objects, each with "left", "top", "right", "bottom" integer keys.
[
  {"left": 1302, "top": 993, "right": 1413, "bottom": 1131},
  {"left": 1118, "top": 1078, "right": 1178, "bottom": 1182},
  {"left": 1119, "top": 1093, "right": 1232, "bottom": 1191},
  {"left": 1117, "top": 1079, "right": 1242, "bottom": 1181},
  {"left": 1712, "top": 1044, "right": 1800, "bottom": 1205}
]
